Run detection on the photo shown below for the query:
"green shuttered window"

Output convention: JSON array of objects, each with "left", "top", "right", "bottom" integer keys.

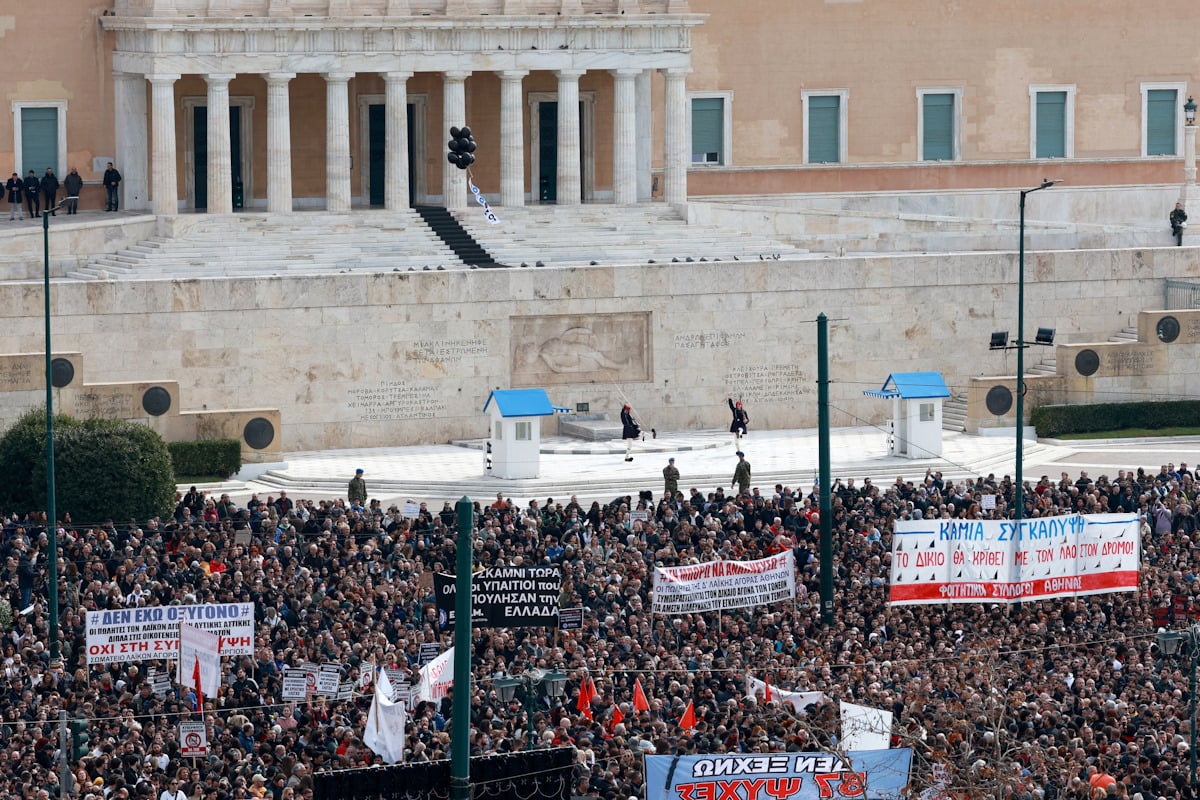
[
  {"left": 808, "top": 95, "right": 840, "bottom": 164},
  {"left": 922, "top": 93, "right": 954, "bottom": 161},
  {"left": 691, "top": 97, "right": 724, "bottom": 165},
  {"left": 1035, "top": 91, "right": 1067, "bottom": 158},
  {"left": 1147, "top": 89, "right": 1177, "bottom": 156},
  {"left": 21, "top": 107, "right": 59, "bottom": 175}
]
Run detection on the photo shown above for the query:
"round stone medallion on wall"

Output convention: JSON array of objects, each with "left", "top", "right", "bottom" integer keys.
[
  {"left": 50, "top": 358, "right": 75, "bottom": 388},
  {"left": 1156, "top": 315, "right": 1181, "bottom": 344},
  {"left": 141, "top": 386, "right": 172, "bottom": 417},
  {"left": 985, "top": 385, "right": 1013, "bottom": 416},
  {"left": 243, "top": 417, "right": 275, "bottom": 450},
  {"left": 1074, "top": 349, "right": 1100, "bottom": 377}
]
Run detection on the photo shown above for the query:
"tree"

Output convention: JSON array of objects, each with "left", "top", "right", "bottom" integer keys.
[
  {"left": 49, "top": 419, "right": 176, "bottom": 524},
  {"left": 0, "top": 407, "right": 80, "bottom": 512}
]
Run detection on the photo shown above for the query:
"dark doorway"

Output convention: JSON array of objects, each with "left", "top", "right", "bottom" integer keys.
[
  {"left": 537, "top": 101, "right": 585, "bottom": 204},
  {"left": 367, "top": 103, "right": 418, "bottom": 207},
  {"left": 192, "top": 105, "right": 243, "bottom": 210}
]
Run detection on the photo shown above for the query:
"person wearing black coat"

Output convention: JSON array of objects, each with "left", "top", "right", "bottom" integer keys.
[
  {"left": 17, "top": 545, "right": 35, "bottom": 611},
  {"left": 62, "top": 168, "right": 83, "bottom": 214},
  {"left": 728, "top": 397, "right": 749, "bottom": 444},
  {"left": 22, "top": 170, "right": 40, "bottom": 217},
  {"left": 620, "top": 404, "right": 640, "bottom": 462},
  {"left": 5, "top": 173, "right": 23, "bottom": 220},
  {"left": 40, "top": 168, "right": 60, "bottom": 215}
]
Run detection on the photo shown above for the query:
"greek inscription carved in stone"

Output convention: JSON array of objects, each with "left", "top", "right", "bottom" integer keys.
[
  {"left": 0, "top": 360, "right": 35, "bottom": 390},
  {"left": 76, "top": 392, "right": 133, "bottom": 419},
  {"left": 673, "top": 331, "right": 747, "bottom": 350},
  {"left": 406, "top": 338, "right": 489, "bottom": 364},
  {"left": 724, "top": 365, "right": 806, "bottom": 404},
  {"left": 346, "top": 380, "right": 447, "bottom": 421}
]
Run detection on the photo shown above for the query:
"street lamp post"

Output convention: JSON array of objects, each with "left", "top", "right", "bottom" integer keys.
[
  {"left": 1183, "top": 96, "right": 1199, "bottom": 239},
  {"left": 41, "top": 195, "right": 75, "bottom": 670},
  {"left": 493, "top": 668, "right": 568, "bottom": 750},
  {"left": 1014, "top": 180, "right": 1060, "bottom": 531},
  {"left": 1158, "top": 626, "right": 1200, "bottom": 791}
]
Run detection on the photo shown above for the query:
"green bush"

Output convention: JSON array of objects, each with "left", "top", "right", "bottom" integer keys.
[
  {"left": 0, "top": 407, "right": 80, "bottom": 513},
  {"left": 1032, "top": 400, "right": 1200, "bottom": 437},
  {"left": 47, "top": 419, "right": 176, "bottom": 524},
  {"left": 168, "top": 439, "right": 242, "bottom": 480}
]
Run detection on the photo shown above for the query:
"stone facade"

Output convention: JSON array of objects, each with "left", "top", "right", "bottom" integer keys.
[{"left": 0, "top": 248, "right": 1193, "bottom": 451}]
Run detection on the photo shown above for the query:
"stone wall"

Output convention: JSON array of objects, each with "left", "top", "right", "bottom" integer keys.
[{"left": 0, "top": 246, "right": 1193, "bottom": 451}]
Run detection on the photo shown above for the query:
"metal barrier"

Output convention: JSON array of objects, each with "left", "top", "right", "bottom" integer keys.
[{"left": 1164, "top": 278, "right": 1200, "bottom": 310}]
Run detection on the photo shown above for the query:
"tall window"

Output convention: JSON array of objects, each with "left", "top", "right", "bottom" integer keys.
[
  {"left": 11, "top": 101, "right": 67, "bottom": 177},
  {"left": 690, "top": 96, "right": 727, "bottom": 165},
  {"left": 1031, "top": 89, "right": 1071, "bottom": 158},
  {"left": 803, "top": 91, "right": 847, "bottom": 164},
  {"left": 917, "top": 90, "right": 959, "bottom": 161},
  {"left": 1143, "top": 84, "right": 1185, "bottom": 156}
]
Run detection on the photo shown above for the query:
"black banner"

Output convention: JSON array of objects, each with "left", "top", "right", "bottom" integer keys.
[{"left": 435, "top": 566, "right": 561, "bottom": 630}]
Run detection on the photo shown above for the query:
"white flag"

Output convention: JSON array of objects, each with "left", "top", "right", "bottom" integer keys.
[
  {"left": 840, "top": 701, "right": 893, "bottom": 751},
  {"left": 745, "top": 674, "right": 827, "bottom": 714},
  {"left": 178, "top": 623, "right": 221, "bottom": 700},
  {"left": 364, "top": 668, "right": 407, "bottom": 764},
  {"left": 417, "top": 646, "right": 455, "bottom": 702}
]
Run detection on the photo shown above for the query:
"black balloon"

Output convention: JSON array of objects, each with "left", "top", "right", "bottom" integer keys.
[
  {"left": 460, "top": 126, "right": 472, "bottom": 138},
  {"left": 447, "top": 152, "right": 460, "bottom": 166},
  {"left": 448, "top": 138, "right": 462, "bottom": 152},
  {"left": 463, "top": 139, "right": 476, "bottom": 153},
  {"left": 449, "top": 126, "right": 461, "bottom": 138}
]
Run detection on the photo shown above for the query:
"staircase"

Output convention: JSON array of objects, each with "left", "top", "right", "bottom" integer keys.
[
  {"left": 1108, "top": 326, "right": 1139, "bottom": 343},
  {"left": 414, "top": 206, "right": 501, "bottom": 268},
  {"left": 942, "top": 394, "right": 968, "bottom": 432}
]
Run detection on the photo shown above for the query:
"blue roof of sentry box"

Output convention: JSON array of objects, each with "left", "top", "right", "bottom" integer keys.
[
  {"left": 862, "top": 372, "right": 951, "bottom": 400},
  {"left": 482, "top": 388, "right": 557, "bottom": 417}
]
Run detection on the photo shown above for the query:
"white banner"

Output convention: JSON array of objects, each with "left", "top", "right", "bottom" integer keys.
[
  {"left": 745, "top": 675, "right": 827, "bottom": 714},
  {"left": 651, "top": 552, "right": 794, "bottom": 614},
  {"left": 890, "top": 513, "right": 1139, "bottom": 605},
  {"left": 467, "top": 178, "right": 500, "bottom": 225},
  {"left": 86, "top": 603, "right": 255, "bottom": 664},
  {"left": 177, "top": 623, "right": 221, "bottom": 700},
  {"left": 364, "top": 668, "right": 407, "bottom": 764},
  {"left": 840, "top": 702, "right": 892, "bottom": 751},
  {"left": 417, "top": 646, "right": 454, "bottom": 702}
]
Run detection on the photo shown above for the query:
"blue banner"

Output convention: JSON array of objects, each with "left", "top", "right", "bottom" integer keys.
[{"left": 645, "top": 750, "right": 911, "bottom": 800}]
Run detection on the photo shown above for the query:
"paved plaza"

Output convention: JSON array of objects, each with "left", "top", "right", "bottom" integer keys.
[{"left": 223, "top": 426, "right": 1200, "bottom": 508}]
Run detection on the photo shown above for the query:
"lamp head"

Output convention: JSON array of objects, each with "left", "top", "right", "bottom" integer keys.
[
  {"left": 990, "top": 331, "right": 1009, "bottom": 350},
  {"left": 1186, "top": 96, "right": 1197, "bottom": 125},
  {"left": 1039, "top": 179, "right": 1063, "bottom": 190}
]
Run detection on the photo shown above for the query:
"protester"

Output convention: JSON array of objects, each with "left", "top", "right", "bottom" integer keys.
[{"left": 0, "top": 464, "right": 1197, "bottom": 800}]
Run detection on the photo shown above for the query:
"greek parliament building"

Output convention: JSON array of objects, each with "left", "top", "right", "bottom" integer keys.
[
  {"left": 2, "top": 0, "right": 1200, "bottom": 455},
  {"left": 6, "top": 0, "right": 1200, "bottom": 211}
]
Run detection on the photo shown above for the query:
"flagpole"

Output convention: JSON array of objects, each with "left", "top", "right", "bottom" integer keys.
[{"left": 449, "top": 497, "right": 475, "bottom": 800}]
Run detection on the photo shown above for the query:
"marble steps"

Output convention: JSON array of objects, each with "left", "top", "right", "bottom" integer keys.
[
  {"left": 1108, "top": 327, "right": 1140, "bottom": 343},
  {"left": 1027, "top": 357, "right": 1058, "bottom": 377},
  {"left": 941, "top": 395, "right": 968, "bottom": 432}
]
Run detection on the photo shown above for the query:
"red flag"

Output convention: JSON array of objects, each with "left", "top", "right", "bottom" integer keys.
[
  {"left": 577, "top": 675, "right": 594, "bottom": 720},
  {"left": 633, "top": 679, "right": 650, "bottom": 713},
  {"left": 192, "top": 655, "right": 204, "bottom": 713},
  {"left": 679, "top": 700, "right": 696, "bottom": 731},
  {"left": 609, "top": 704, "right": 624, "bottom": 732},
  {"left": 764, "top": 675, "right": 773, "bottom": 703}
]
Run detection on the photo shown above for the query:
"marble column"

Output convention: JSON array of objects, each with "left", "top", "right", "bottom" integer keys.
[
  {"left": 205, "top": 73, "right": 235, "bottom": 214},
  {"left": 442, "top": 71, "right": 471, "bottom": 210},
  {"left": 556, "top": 69, "right": 584, "bottom": 206},
  {"left": 113, "top": 72, "right": 148, "bottom": 211},
  {"left": 635, "top": 70, "right": 652, "bottom": 202},
  {"left": 266, "top": 72, "right": 295, "bottom": 214},
  {"left": 499, "top": 70, "right": 527, "bottom": 207},
  {"left": 663, "top": 68, "right": 689, "bottom": 207},
  {"left": 325, "top": 72, "right": 354, "bottom": 213},
  {"left": 385, "top": 71, "right": 412, "bottom": 211},
  {"left": 149, "top": 74, "right": 180, "bottom": 216},
  {"left": 611, "top": 69, "right": 640, "bottom": 205}
]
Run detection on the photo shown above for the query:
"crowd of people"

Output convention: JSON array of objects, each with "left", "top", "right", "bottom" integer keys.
[{"left": 2, "top": 459, "right": 1200, "bottom": 800}]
